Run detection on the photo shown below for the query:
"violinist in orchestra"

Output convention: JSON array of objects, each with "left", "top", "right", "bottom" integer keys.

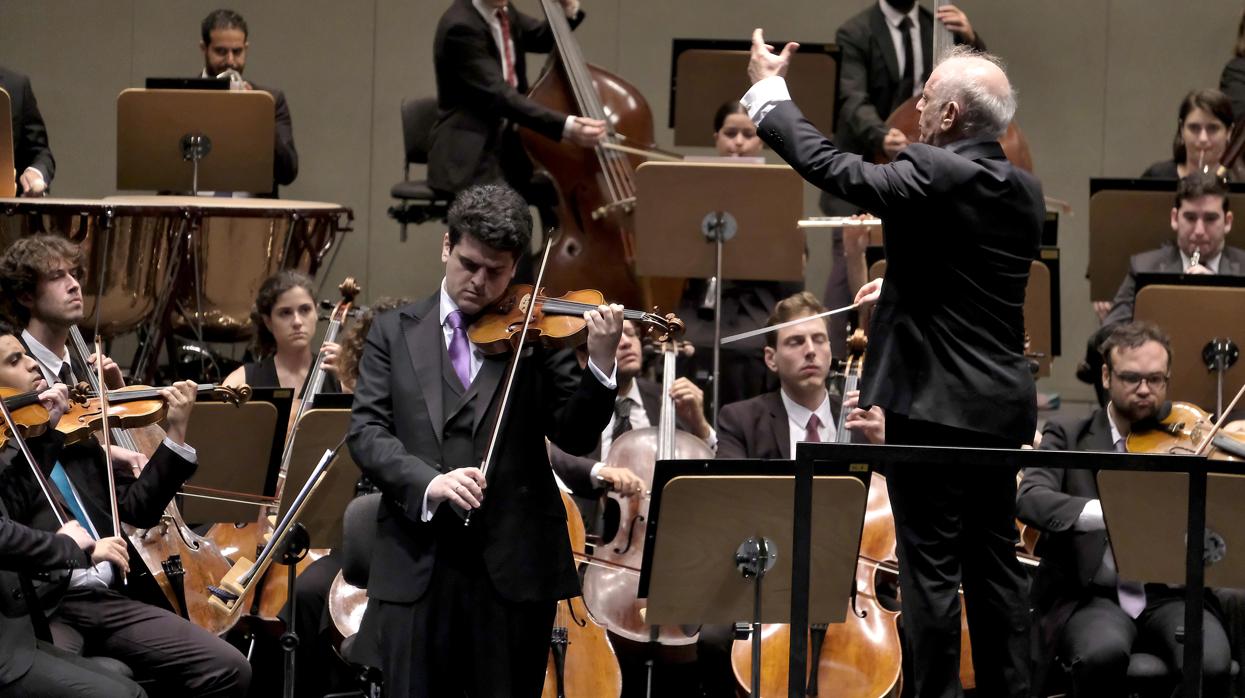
[
  {"left": 197, "top": 9, "right": 298, "bottom": 196},
  {"left": 1140, "top": 89, "right": 1241, "bottom": 180},
  {"left": 0, "top": 235, "right": 125, "bottom": 391},
  {"left": 222, "top": 270, "right": 345, "bottom": 398},
  {"left": 428, "top": 0, "right": 606, "bottom": 205},
  {"left": 1018, "top": 321, "right": 1233, "bottom": 698},
  {"left": 346, "top": 183, "right": 623, "bottom": 697},
  {"left": 818, "top": 0, "right": 985, "bottom": 354},
  {"left": 0, "top": 330, "right": 146, "bottom": 697},
  {"left": 745, "top": 36, "right": 1041, "bottom": 697},
  {"left": 0, "top": 320, "right": 252, "bottom": 696},
  {"left": 0, "top": 65, "right": 55, "bottom": 197}
]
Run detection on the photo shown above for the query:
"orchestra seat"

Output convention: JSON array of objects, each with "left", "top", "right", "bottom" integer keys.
[{"left": 389, "top": 97, "right": 451, "bottom": 242}]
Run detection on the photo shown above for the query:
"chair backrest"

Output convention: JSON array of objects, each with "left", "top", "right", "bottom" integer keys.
[
  {"left": 400, "top": 97, "right": 439, "bottom": 166},
  {"left": 340, "top": 493, "right": 381, "bottom": 588}
]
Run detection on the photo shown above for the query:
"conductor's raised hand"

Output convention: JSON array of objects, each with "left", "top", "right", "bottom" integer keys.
[
  {"left": 854, "top": 278, "right": 884, "bottom": 306},
  {"left": 427, "top": 467, "right": 487, "bottom": 510},
  {"left": 748, "top": 29, "right": 799, "bottom": 85},
  {"left": 585, "top": 303, "right": 625, "bottom": 376}
]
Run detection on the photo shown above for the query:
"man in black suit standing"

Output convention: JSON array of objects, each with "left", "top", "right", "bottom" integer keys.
[
  {"left": 198, "top": 9, "right": 298, "bottom": 197},
  {"left": 1019, "top": 322, "right": 1233, "bottom": 697},
  {"left": 429, "top": 0, "right": 605, "bottom": 200},
  {"left": 744, "top": 35, "right": 1042, "bottom": 697},
  {"left": 347, "top": 183, "right": 622, "bottom": 697},
  {"left": 0, "top": 65, "right": 55, "bottom": 197}
]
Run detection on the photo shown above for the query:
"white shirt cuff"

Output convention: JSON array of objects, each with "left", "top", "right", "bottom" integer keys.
[
  {"left": 420, "top": 489, "right": 440, "bottom": 522},
  {"left": 562, "top": 115, "right": 577, "bottom": 140},
  {"left": 1074, "top": 498, "right": 1105, "bottom": 532},
  {"left": 589, "top": 461, "right": 606, "bottom": 486},
  {"left": 563, "top": 0, "right": 580, "bottom": 18},
  {"left": 162, "top": 437, "right": 197, "bottom": 463},
  {"left": 586, "top": 357, "right": 617, "bottom": 389},
  {"left": 741, "top": 76, "right": 792, "bottom": 125},
  {"left": 703, "top": 427, "right": 718, "bottom": 452}
]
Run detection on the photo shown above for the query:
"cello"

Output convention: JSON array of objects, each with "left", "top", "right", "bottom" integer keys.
[
  {"left": 580, "top": 323, "right": 715, "bottom": 673},
  {"left": 65, "top": 325, "right": 239, "bottom": 634},
  {"left": 878, "top": 0, "right": 1034, "bottom": 172},
  {"left": 520, "top": 0, "right": 658, "bottom": 311},
  {"left": 730, "top": 331, "right": 904, "bottom": 697}
]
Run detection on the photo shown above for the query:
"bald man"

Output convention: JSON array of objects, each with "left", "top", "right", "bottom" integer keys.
[{"left": 743, "top": 38, "right": 1043, "bottom": 698}]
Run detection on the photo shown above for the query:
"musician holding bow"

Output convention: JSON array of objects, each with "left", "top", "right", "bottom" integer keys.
[{"left": 346, "top": 183, "right": 623, "bottom": 697}]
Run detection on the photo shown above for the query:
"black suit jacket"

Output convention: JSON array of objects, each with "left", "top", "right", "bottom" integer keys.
[
  {"left": 833, "top": 5, "right": 986, "bottom": 159},
  {"left": 548, "top": 377, "right": 662, "bottom": 496},
  {"left": 347, "top": 294, "right": 615, "bottom": 604},
  {"left": 1103, "top": 243, "right": 1245, "bottom": 326},
  {"left": 758, "top": 102, "right": 1042, "bottom": 444},
  {"left": 0, "top": 66, "right": 55, "bottom": 189},
  {"left": 428, "top": 0, "right": 581, "bottom": 193},
  {"left": 1016, "top": 410, "right": 1116, "bottom": 687},
  {"left": 246, "top": 81, "right": 298, "bottom": 196},
  {"left": 0, "top": 444, "right": 94, "bottom": 687},
  {"left": 717, "top": 390, "right": 850, "bottom": 460},
  {"left": 1221, "top": 55, "right": 1245, "bottom": 125}
]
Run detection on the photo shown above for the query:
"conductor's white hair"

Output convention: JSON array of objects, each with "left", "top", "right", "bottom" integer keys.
[{"left": 931, "top": 45, "right": 1016, "bottom": 141}]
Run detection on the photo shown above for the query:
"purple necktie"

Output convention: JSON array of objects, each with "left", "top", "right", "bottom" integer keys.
[
  {"left": 446, "top": 310, "right": 472, "bottom": 388},
  {"left": 805, "top": 414, "right": 822, "bottom": 443}
]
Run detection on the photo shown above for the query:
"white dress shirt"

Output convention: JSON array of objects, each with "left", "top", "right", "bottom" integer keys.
[
  {"left": 878, "top": 0, "right": 924, "bottom": 99},
  {"left": 781, "top": 389, "right": 837, "bottom": 457},
  {"left": 1180, "top": 248, "right": 1221, "bottom": 274},
  {"left": 23, "top": 329, "right": 72, "bottom": 387}
]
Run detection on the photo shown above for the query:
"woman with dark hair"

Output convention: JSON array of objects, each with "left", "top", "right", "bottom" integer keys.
[
  {"left": 1141, "top": 89, "right": 1239, "bottom": 179},
  {"left": 223, "top": 270, "right": 342, "bottom": 395},
  {"left": 711, "top": 101, "right": 763, "bottom": 157}
]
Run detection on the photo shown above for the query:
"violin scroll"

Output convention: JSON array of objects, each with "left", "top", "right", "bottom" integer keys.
[{"left": 213, "top": 384, "right": 252, "bottom": 407}]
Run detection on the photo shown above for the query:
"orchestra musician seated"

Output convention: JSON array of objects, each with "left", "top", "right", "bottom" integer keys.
[
  {"left": 0, "top": 64, "right": 55, "bottom": 197},
  {"left": 0, "top": 320, "right": 251, "bottom": 696},
  {"left": 701, "top": 291, "right": 884, "bottom": 696},
  {"left": 223, "top": 270, "right": 345, "bottom": 398},
  {"left": 1140, "top": 89, "right": 1241, "bottom": 180},
  {"left": 197, "top": 8, "right": 298, "bottom": 197},
  {"left": 1081, "top": 174, "right": 1245, "bottom": 403},
  {"left": 1019, "top": 321, "right": 1233, "bottom": 698},
  {"left": 0, "top": 335, "right": 145, "bottom": 697}
]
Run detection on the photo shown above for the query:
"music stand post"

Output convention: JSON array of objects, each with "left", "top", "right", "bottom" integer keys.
[
  {"left": 634, "top": 162, "right": 804, "bottom": 428},
  {"left": 736, "top": 535, "right": 778, "bottom": 698}
]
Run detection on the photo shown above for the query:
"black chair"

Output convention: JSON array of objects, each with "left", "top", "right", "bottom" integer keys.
[
  {"left": 389, "top": 97, "right": 451, "bottom": 242},
  {"left": 325, "top": 493, "right": 383, "bottom": 698}
]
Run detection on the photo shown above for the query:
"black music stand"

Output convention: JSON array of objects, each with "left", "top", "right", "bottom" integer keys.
[
  {"left": 638, "top": 459, "right": 866, "bottom": 698},
  {"left": 181, "top": 387, "right": 293, "bottom": 523},
  {"left": 794, "top": 442, "right": 1230, "bottom": 698},
  {"left": 1134, "top": 279, "right": 1245, "bottom": 416},
  {"left": 116, "top": 88, "right": 275, "bottom": 194},
  {"left": 276, "top": 407, "right": 360, "bottom": 549},
  {"left": 634, "top": 161, "right": 803, "bottom": 425}
]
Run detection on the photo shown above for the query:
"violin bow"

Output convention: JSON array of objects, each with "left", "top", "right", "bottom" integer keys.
[
  {"left": 0, "top": 390, "right": 71, "bottom": 525},
  {"left": 1193, "top": 380, "right": 1245, "bottom": 456},
  {"left": 466, "top": 233, "right": 557, "bottom": 526}
]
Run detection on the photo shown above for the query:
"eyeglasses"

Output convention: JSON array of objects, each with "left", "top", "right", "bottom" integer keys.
[{"left": 1111, "top": 370, "right": 1169, "bottom": 389}]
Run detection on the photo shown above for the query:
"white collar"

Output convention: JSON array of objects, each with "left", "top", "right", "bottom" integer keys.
[
  {"left": 878, "top": 0, "right": 920, "bottom": 28},
  {"left": 1179, "top": 248, "right": 1222, "bottom": 274},
  {"left": 22, "top": 328, "right": 70, "bottom": 378},
  {"left": 438, "top": 278, "right": 462, "bottom": 327},
  {"left": 617, "top": 379, "right": 643, "bottom": 407},
  {"left": 472, "top": 0, "right": 504, "bottom": 23},
  {"left": 780, "top": 388, "right": 833, "bottom": 432},
  {"left": 1105, "top": 403, "right": 1126, "bottom": 451}
]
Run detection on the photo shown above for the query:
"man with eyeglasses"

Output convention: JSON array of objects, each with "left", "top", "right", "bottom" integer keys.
[{"left": 1017, "top": 321, "right": 1233, "bottom": 697}]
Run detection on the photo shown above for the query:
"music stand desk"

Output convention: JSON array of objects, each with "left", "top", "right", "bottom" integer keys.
[
  {"left": 276, "top": 408, "right": 359, "bottom": 549},
  {"left": 116, "top": 88, "right": 275, "bottom": 193}
]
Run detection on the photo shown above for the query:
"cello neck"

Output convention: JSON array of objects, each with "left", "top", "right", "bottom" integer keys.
[
  {"left": 539, "top": 0, "right": 602, "bottom": 121},
  {"left": 69, "top": 325, "right": 142, "bottom": 453},
  {"left": 932, "top": 0, "right": 953, "bottom": 61},
  {"left": 656, "top": 342, "right": 677, "bottom": 461}
]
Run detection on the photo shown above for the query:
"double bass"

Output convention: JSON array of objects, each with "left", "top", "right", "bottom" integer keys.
[
  {"left": 878, "top": 0, "right": 1033, "bottom": 172},
  {"left": 520, "top": 0, "right": 658, "bottom": 311}
]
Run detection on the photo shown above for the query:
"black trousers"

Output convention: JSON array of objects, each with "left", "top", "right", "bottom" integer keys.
[
  {"left": 0, "top": 639, "right": 145, "bottom": 698},
  {"left": 885, "top": 416, "right": 1031, "bottom": 698},
  {"left": 1059, "top": 592, "right": 1232, "bottom": 698},
  {"left": 50, "top": 588, "right": 251, "bottom": 697},
  {"left": 354, "top": 513, "right": 557, "bottom": 697}
]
